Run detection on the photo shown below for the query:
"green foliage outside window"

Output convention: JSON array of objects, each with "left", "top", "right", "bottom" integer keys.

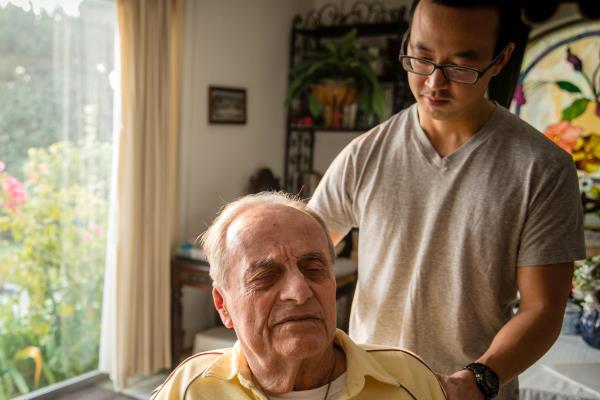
[
  {"left": 0, "top": 2, "right": 115, "bottom": 396},
  {"left": 0, "top": 138, "right": 112, "bottom": 399}
]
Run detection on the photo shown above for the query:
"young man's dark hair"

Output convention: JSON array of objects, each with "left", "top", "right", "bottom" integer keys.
[{"left": 407, "top": 0, "right": 522, "bottom": 57}]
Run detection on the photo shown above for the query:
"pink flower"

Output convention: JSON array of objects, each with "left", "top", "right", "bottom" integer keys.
[
  {"left": 0, "top": 161, "right": 5, "bottom": 173},
  {"left": 91, "top": 223, "right": 102, "bottom": 236},
  {"left": 6, "top": 177, "right": 25, "bottom": 196},
  {"left": 3, "top": 176, "right": 27, "bottom": 211},
  {"left": 6, "top": 176, "right": 20, "bottom": 189},
  {"left": 543, "top": 121, "right": 583, "bottom": 153}
]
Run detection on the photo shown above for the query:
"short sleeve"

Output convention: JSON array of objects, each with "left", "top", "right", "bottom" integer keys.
[
  {"left": 517, "top": 161, "right": 586, "bottom": 266},
  {"left": 308, "top": 140, "right": 359, "bottom": 235}
]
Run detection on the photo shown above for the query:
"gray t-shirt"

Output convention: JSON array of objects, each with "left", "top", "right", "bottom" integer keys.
[{"left": 309, "top": 103, "right": 586, "bottom": 400}]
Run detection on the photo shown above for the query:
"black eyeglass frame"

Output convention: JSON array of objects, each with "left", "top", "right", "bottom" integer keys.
[{"left": 398, "top": 31, "right": 506, "bottom": 84}]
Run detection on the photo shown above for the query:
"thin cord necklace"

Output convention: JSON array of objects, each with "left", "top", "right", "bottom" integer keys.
[{"left": 322, "top": 349, "right": 337, "bottom": 400}]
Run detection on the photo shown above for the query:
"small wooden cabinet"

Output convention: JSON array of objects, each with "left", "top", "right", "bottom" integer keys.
[{"left": 170, "top": 257, "right": 212, "bottom": 364}]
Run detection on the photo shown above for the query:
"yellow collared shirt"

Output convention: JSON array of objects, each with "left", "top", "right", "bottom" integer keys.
[{"left": 152, "top": 329, "right": 447, "bottom": 400}]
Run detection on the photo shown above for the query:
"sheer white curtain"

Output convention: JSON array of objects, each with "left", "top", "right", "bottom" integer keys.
[{"left": 100, "top": 0, "right": 184, "bottom": 389}]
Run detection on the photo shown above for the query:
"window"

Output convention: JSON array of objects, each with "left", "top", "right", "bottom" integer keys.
[{"left": 0, "top": 1, "right": 116, "bottom": 397}]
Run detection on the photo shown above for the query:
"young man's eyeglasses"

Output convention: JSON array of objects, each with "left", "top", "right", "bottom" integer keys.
[{"left": 398, "top": 32, "right": 506, "bottom": 84}]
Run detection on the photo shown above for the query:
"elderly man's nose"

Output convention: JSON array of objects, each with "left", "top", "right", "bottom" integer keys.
[
  {"left": 425, "top": 67, "right": 448, "bottom": 89},
  {"left": 280, "top": 270, "right": 313, "bottom": 304}
]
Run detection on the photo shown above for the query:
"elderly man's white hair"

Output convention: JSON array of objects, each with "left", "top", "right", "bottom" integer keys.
[{"left": 198, "top": 191, "right": 336, "bottom": 288}]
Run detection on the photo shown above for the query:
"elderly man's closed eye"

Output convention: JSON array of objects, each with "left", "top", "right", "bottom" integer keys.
[{"left": 152, "top": 192, "right": 447, "bottom": 400}]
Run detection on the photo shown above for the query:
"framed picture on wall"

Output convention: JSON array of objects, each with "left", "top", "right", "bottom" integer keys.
[{"left": 208, "top": 86, "right": 247, "bottom": 124}]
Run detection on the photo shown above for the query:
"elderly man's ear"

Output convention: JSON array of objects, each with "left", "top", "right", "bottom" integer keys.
[{"left": 212, "top": 287, "right": 234, "bottom": 329}]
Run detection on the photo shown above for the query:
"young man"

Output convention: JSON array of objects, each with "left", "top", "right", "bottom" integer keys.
[{"left": 308, "top": 1, "right": 586, "bottom": 399}]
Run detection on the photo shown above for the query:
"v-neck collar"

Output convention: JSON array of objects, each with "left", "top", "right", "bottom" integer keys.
[{"left": 410, "top": 103, "right": 500, "bottom": 171}]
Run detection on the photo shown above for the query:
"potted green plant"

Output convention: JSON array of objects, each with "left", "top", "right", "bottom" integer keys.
[{"left": 286, "top": 29, "right": 387, "bottom": 127}]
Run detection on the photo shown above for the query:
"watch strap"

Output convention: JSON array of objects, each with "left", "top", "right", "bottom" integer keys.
[{"left": 463, "top": 362, "right": 499, "bottom": 399}]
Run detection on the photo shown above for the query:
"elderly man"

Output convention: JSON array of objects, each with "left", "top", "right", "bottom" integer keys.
[{"left": 152, "top": 192, "right": 446, "bottom": 400}]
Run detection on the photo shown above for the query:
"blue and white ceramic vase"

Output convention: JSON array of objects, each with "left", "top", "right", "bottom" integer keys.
[{"left": 579, "top": 298, "right": 600, "bottom": 349}]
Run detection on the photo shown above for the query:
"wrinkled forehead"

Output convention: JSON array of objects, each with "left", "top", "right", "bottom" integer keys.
[{"left": 225, "top": 205, "right": 330, "bottom": 261}]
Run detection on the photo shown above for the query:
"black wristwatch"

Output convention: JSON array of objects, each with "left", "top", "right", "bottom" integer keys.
[{"left": 463, "top": 362, "right": 499, "bottom": 399}]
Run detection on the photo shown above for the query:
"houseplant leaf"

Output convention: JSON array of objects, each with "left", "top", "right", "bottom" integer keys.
[
  {"left": 322, "top": 41, "right": 337, "bottom": 56},
  {"left": 308, "top": 93, "right": 324, "bottom": 117},
  {"left": 339, "top": 29, "right": 357, "bottom": 59},
  {"left": 371, "top": 84, "right": 387, "bottom": 121}
]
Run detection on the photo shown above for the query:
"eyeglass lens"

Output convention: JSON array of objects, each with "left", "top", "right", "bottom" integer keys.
[{"left": 401, "top": 57, "right": 478, "bottom": 83}]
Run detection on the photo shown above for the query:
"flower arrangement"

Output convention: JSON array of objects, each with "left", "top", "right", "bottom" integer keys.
[
  {"left": 573, "top": 256, "right": 600, "bottom": 349},
  {"left": 573, "top": 256, "right": 600, "bottom": 311}
]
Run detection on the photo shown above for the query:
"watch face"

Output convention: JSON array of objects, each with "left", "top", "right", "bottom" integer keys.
[{"left": 483, "top": 369, "right": 499, "bottom": 390}]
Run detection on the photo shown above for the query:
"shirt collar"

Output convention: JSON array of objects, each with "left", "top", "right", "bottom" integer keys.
[
  {"left": 332, "top": 329, "right": 400, "bottom": 396},
  {"left": 201, "top": 329, "right": 400, "bottom": 396}
]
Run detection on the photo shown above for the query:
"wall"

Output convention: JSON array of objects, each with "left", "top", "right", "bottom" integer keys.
[
  {"left": 177, "top": 0, "right": 411, "bottom": 349},
  {"left": 179, "top": 0, "right": 314, "bottom": 241},
  {"left": 179, "top": 0, "right": 411, "bottom": 240},
  {"left": 177, "top": 0, "right": 313, "bottom": 347}
]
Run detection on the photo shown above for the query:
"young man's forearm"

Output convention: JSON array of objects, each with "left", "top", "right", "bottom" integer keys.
[
  {"left": 476, "top": 303, "right": 564, "bottom": 385},
  {"left": 476, "top": 263, "right": 573, "bottom": 385}
]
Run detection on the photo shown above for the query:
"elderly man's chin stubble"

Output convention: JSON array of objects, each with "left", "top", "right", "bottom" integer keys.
[
  {"left": 272, "top": 320, "right": 325, "bottom": 337},
  {"left": 268, "top": 315, "right": 329, "bottom": 350},
  {"left": 270, "top": 328, "right": 329, "bottom": 358}
]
